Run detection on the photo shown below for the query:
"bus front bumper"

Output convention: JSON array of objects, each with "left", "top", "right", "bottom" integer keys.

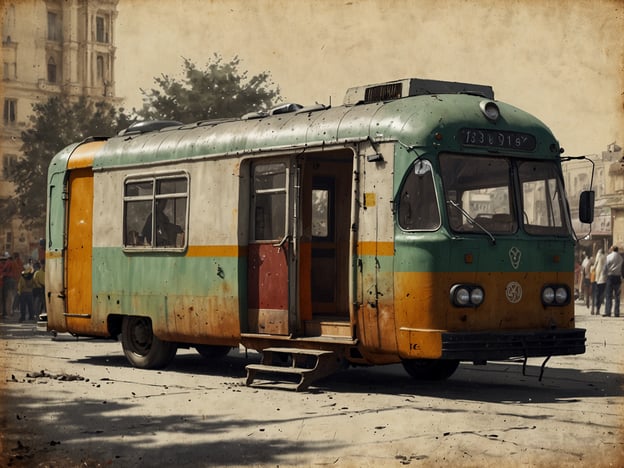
[{"left": 440, "top": 328, "right": 586, "bottom": 361}]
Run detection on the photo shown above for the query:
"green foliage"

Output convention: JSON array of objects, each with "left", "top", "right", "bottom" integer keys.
[
  {"left": 136, "top": 55, "right": 281, "bottom": 122},
  {"left": 8, "top": 95, "right": 130, "bottom": 229}
]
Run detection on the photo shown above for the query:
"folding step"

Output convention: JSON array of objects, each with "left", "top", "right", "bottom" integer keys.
[{"left": 245, "top": 347, "right": 342, "bottom": 391}]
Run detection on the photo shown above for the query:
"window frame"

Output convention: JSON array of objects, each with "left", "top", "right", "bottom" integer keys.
[
  {"left": 95, "top": 14, "right": 109, "bottom": 43},
  {"left": 2, "top": 154, "right": 17, "bottom": 180},
  {"left": 517, "top": 160, "right": 570, "bottom": 236},
  {"left": 396, "top": 158, "right": 441, "bottom": 232},
  {"left": 250, "top": 160, "right": 289, "bottom": 243},
  {"left": 122, "top": 171, "right": 190, "bottom": 252},
  {"left": 3, "top": 98, "right": 16, "bottom": 124},
  {"left": 47, "top": 56, "right": 57, "bottom": 83},
  {"left": 47, "top": 10, "right": 61, "bottom": 42},
  {"left": 439, "top": 152, "right": 572, "bottom": 237}
]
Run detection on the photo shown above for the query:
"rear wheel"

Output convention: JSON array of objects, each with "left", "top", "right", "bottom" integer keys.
[
  {"left": 401, "top": 359, "right": 459, "bottom": 380},
  {"left": 195, "top": 345, "right": 231, "bottom": 359},
  {"left": 121, "top": 316, "right": 177, "bottom": 369}
]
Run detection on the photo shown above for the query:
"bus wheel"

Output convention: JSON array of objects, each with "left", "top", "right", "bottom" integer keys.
[
  {"left": 401, "top": 359, "right": 459, "bottom": 380},
  {"left": 121, "top": 316, "right": 177, "bottom": 369},
  {"left": 195, "top": 345, "right": 231, "bottom": 359}
]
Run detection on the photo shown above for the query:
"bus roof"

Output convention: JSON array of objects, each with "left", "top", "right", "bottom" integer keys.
[{"left": 53, "top": 80, "right": 560, "bottom": 171}]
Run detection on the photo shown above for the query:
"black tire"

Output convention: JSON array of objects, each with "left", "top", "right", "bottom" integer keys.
[
  {"left": 121, "top": 316, "right": 177, "bottom": 369},
  {"left": 195, "top": 345, "right": 231, "bottom": 359},
  {"left": 401, "top": 359, "right": 460, "bottom": 381}
]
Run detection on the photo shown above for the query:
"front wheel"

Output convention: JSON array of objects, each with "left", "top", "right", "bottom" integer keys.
[
  {"left": 401, "top": 359, "right": 460, "bottom": 381},
  {"left": 121, "top": 316, "right": 177, "bottom": 369}
]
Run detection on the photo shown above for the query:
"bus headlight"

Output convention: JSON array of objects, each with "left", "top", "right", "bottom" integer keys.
[
  {"left": 555, "top": 287, "right": 569, "bottom": 304},
  {"left": 541, "top": 285, "right": 570, "bottom": 306},
  {"left": 542, "top": 287, "right": 555, "bottom": 304},
  {"left": 470, "top": 288, "right": 485, "bottom": 306},
  {"left": 450, "top": 284, "right": 485, "bottom": 307}
]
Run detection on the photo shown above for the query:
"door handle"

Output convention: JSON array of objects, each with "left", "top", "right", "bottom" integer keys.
[{"left": 273, "top": 234, "right": 289, "bottom": 252}]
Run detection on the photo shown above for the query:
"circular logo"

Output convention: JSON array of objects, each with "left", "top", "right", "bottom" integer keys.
[{"left": 506, "top": 281, "right": 522, "bottom": 303}]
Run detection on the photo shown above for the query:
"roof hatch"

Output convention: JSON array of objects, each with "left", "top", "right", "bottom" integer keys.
[{"left": 343, "top": 78, "right": 494, "bottom": 105}]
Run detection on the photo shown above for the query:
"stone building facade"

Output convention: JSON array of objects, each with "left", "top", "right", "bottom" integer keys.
[
  {"left": 1, "top": 0, "right": 118, "bottom": 259},
  {"left": 563, "top": 143, "right": 624, "bottom": 257}
]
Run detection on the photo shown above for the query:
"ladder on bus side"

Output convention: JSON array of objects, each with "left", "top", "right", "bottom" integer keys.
[{"left": 245, "top": 347, "right": 343, "bottom": 391}]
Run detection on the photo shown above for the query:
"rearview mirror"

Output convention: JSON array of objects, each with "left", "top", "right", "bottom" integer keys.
[{"left": 579, "top": 190, "right": 595, "bottom": 224}]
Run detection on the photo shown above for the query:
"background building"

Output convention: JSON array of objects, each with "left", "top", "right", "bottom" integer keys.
[
  {"left": 563, "top": 143, "right": 624, "bottom": 257},
  {"left": 1, "top": 0, "right": 119, "bottom": 259}
]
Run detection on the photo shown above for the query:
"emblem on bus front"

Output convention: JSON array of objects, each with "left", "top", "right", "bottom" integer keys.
[
  {"left": 509, "top": 246, "right": 521, "bottom": 269},
  {"left": 506, "top": 281, "right": 522, "bottom": 303}
]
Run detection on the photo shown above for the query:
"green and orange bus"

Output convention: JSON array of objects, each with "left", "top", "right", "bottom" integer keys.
[{"left": 46, "top": 78, "right": 593, "bottom": 388}]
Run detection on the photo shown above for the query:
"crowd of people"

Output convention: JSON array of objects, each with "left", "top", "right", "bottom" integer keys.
[
  {"left": 1, "top": 251, "right": 46, "bottom": 323},
  {"left": 578, "top": 245, "right": 623, "bottom": 317}
]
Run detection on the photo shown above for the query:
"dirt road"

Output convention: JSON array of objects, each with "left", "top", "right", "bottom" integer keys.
[{"left": 1, "top": 304, "right": 622, "bottom": 467}]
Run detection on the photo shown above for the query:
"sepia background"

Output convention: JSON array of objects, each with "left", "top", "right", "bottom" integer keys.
[{"left": 116, "top": 0, "right": 623, "bottom": 158}]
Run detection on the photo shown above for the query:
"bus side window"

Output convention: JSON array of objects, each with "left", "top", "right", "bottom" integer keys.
[
  {"left": 123, "top": 174, "right": 188, "bottom": 249},
  {"left": 398, "top": 160, "right": 440, "bottom": 231}
]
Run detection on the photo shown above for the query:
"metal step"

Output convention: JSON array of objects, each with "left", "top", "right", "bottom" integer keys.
[
  {"left": 303, "top": 318, "right": 352, "bottom": 337},
  {"left": 245, "top": 347, "right": 343, "bottom": 391}
]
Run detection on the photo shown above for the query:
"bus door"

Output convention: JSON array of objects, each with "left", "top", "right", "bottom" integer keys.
[
  {"left": 63, "top": 141, "right": 106, "bottom": 335},
  {"left": 300, "top": 151, "right": 354, "bottom": 338},
  {"left": 64, "top": 158, "right": 96, "bottom": 333},
  {"left": 247, "top": 159, "right": 298, "bottom": 335}
]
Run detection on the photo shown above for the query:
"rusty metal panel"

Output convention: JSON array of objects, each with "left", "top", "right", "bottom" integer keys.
[
  {"left": 247, "top": 243, "right": 289, "bottom": 335},
  {"left": 65, "top": 167, "right": 101, "bottom": 335},
  {"left": 355, "top": 142, "right": 397, "bottom": 353}
]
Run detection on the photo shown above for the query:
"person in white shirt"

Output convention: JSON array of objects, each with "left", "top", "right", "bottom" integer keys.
[
  {"left": 581, "top": 252, "right": 592, "bottom": 307},
  {"left": 603, "top": 245, "right": 623, "bottom": 317},
  {"left": 592, "top": 249, "right": 607, "bottom": 315}
]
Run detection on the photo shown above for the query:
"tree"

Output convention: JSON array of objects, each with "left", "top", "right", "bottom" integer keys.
[
  {"left": 136, "top": 55, "right": 281, "bottom": 122},
  {"left": 5, "top": 95, "right": 130, "bottom": 229}
]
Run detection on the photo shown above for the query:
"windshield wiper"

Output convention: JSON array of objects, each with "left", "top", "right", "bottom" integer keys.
[{"left": 447, "top": 200, "right": 496, "bottom": 245}]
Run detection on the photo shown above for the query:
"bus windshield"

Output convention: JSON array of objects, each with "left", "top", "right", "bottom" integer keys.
[{"left": 440, "top": 153, "right": 570, "bottom": 236}]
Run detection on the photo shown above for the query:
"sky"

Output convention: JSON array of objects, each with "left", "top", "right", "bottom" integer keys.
[{"left": 115, "top": 0, "right": 623, "bottom": 158}]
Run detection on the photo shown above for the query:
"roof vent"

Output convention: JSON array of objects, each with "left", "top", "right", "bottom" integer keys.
[
  {"left": 343, "top": 78, "right": 494, "bottom": 105},
  {"left": 118, "top": 120, "right": 183, "bottom": 136}
]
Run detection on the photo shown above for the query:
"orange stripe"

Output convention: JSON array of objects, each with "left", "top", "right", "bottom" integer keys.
[
  {"left": 67, "top": 141, "right": 106, "bottom": 169},
  {"left": 357, "top": 241, "right": 394, "bottom": 256},
  {"left": 186, "top": 245, "right": 247, "bottom": 257}
]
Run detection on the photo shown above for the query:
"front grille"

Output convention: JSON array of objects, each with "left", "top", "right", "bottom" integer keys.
[{"left": 441, "top": 329, "right": 586, "bottom": 360}]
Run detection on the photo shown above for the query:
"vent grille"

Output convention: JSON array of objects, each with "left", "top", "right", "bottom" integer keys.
[{"left": 364, "top": 83, "right": 403, "bottom": 103}]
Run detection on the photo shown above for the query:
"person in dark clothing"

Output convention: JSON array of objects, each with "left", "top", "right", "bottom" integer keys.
[{"left": 18, "top": 264, "right": 35, "bottom": 322}]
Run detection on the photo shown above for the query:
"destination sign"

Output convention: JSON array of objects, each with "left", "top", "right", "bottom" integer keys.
[{"left": 459, "top": 128, "right": 536, "bottom": 151}]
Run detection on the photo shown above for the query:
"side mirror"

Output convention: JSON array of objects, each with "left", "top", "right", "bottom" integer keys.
[{"left": 579, "top": 190, "right": 595, "bottom": 224}]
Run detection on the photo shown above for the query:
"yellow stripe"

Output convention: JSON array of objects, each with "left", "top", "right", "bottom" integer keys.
[
  {"left": 186, "top": 245, "right": 246, "bottom": 257},
  {"left": 357, "top": 241, "right": 394, "bottom": 256}
]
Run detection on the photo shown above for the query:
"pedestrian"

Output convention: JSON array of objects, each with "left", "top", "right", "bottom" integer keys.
[
  {"left": 32, "top": 260, "right": 46, "bottom": 320},
  {"left": 1, "top": 252, "right": 21, "bottom": 317},
  {"left": 0, "top": 253, "right": 6, "bottom": 318},
  {"left": 581, "top": 252, "right": 592, "bottom": 308},
  {"left": 603, "top": 245, "right": 623, "bottom": 317},
  {"left": 593, "top": 248, "right": 607, "bottom": 316},
  {"left": 17, "top": 263, "right": 35, "bottom": 322},
  {"left": 589, "top": 261, "right": 597, "bottom": 314}
]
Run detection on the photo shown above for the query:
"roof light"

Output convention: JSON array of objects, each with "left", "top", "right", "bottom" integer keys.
[{"left": 479, "top": 100, "right": 500, "bottom": 121}]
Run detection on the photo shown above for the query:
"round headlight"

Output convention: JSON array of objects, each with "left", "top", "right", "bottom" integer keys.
[
  {"left": 555, "top": 287, "right": 568, "bottom": 304},
  {"left": 455, "top": 288, "right": 470, "bottom": 306},
  {"left": 542, "top": 287, "right": 555, "bottom": 304},
  {"left": 480, "top": 100, "right": 500, "bottom": 121},
  {"left": 470, "top": 288, "right": 484, "bottom": 305}
]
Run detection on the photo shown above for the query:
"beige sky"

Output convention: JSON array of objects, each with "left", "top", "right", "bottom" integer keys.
[{"left": 115, "top": 0, "right": 623, "bottom": 157}]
